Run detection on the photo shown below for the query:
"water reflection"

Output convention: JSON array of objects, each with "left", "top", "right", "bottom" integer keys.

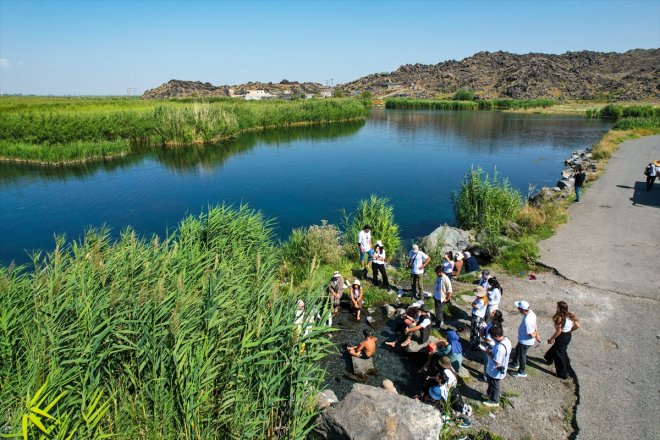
[{"left": 0, "top": 120, "right": 365, "bottom": 183}]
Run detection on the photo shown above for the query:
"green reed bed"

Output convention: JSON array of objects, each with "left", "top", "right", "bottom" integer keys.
[
  {"left": 0, "top": 205, "right": 333, "bottom": 439},
  {"left": 0, "top": 97, "right": 368, "bottom": 163},
  {"left": 384, "top": 97, "right": 555, "bottom": 110}
]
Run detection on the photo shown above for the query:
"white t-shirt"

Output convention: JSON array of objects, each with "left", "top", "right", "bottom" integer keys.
[
  {"left": 442, "top": 260, "right": 454, "bottom": 274},
  {"left": 373, "top": 249, "right": 385, "bottom": 265},
  {"left": 478, "top": 276, "right": 491, "bottom": 290},
  {"left": 433, "top": 274, "right": 452, "bottom": 302},
  {"left": 444, "top": 368, "right": 457, "bottom": 389},
  {"left": 518, "top": 310, "right": 537, "bottom": 346},
  {"left": 409, "top": 250, "right": 429, "bottom": 274},
  {"left": 416, "top": 313, "right": 432, "bottom": 328},
  {"left": 562, "top": 317, "right": 574, "bottom": 333},
  {"left": 488, "top": 288, "right": 501, "bottom": 306},
  {"left": 486, "top": 337, "right": 512, "bottom": 379},
  {"left": 472, "top": 298, "right": 487, "bottom": 318},
  {"left": 358, "top": 230, "right": 371, "bottom": 251}
]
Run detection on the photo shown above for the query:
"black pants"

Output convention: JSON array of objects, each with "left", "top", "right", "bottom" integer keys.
[
  {"left": 544, "top": 332, "right": 573, "bottom": 379},
  {"left": 434, "top": 298, "right": 447, "bottom": 325},
  {"left": 411, "top": 274, "right": 423, "bottom": 297},
  {"left": 486, "top": 375, "right": 501, "bottom": 402},
  {"left": 646, "top": 175, "right": 656, "bottom": 191},
  {"left": 511, "top": 343, "right": 531, "bottom": 374},
  {"left": 372, "top": 262, "right": 389, "bottom": 287}
]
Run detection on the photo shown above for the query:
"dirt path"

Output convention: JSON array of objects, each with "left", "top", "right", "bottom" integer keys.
[{"left": 538, "top": 135, "right": 660, "bottom": 439}]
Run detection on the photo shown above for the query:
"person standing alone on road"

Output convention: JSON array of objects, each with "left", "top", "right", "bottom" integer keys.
[
  {"left": 509, "top": 300, "right": 541, "bottom": 378},
  {"left": 644, "top": 161, "right": 658, "bottom": 191},
  {"left": 408, "top": 244, "right": 430, "bottom": 300},
  {"left": 544, "top": 301, "right": 580, "bottom": 379},
  {"left": 574, "top": 164, "right": 587, "bottom": 203},
  {"left": 357, "top": 225, "right": 372, "bottom": 279}
]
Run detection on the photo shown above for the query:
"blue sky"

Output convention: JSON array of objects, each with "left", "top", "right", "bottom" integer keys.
[{"left": 1, "top": 0, "right": 658, "bottom": 95}]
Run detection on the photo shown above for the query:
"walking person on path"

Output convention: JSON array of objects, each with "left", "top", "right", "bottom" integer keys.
[
  {"left": 574, "top": 164, "right": 587, "bottom": 203},
  {"left": 433, "top": 265, "right": 452, "bottom": 327},
  {"left": 470, "top": 286, "right": 488, "bottom": 350},
  {"left": 483, "top": 325, "right": 512, "bottom": 407},
  {"left": 357, "top": 225, "right": 372, "bottom": 279},
  {"left": 509, "top": 300, "right": 541, "bottom": 378},
  {"left": 371, "top": 240, "right": 390, "bottom": 289},
  {"left": 644, "top": 161, "right": 658, "bottom": 191},
  {"left": 408, "top": 244, "right": 430, "bottom": 300},
  {"left": 544, "top": 301, "right": 580, "bottom": 379}
]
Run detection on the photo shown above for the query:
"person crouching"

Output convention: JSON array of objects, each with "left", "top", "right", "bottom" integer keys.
[{"left": 386, "top": 304, "right": 432, "bottom": 348}]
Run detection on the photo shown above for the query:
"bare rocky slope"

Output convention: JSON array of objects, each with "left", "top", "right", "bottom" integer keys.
[
  {"left": 143, "top": 79, "right": 325, "bottom": 99},
  {"left": 339, "top": 49, "right": 660, "bottom": 100}
]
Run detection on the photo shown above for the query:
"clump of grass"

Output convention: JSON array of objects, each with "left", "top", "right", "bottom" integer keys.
[
  {"left": 613, "top": 116, "right": 660, "bottom": 130},
  {"left": 452, "top": 167, "right": 522, "bottom": 255},
  {"left": 453, "top": 89, "right": 475, "bottom": 101},
  {"left": 384, "top": 98, "right": 555, "bottom": 110},
  {"left": 341, "top": 194, "right": 401, "bottom": 260},
  {"left": 0, "top": 205, "right": 333, "bottom": 439}
]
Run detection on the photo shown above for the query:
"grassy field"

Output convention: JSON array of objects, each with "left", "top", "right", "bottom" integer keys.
[{"left": 0, "top": 97, "right": 368, "bottom": 163}]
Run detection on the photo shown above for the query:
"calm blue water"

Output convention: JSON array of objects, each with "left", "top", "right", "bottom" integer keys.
[{"left": 0, "top": 109, "right": 610, "bottom": 265}]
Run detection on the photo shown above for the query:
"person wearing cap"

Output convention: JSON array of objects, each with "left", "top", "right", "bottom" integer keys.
[
  {"left": 470, "top": 286, "right": 488, "bottom": 350},
  {"left": 371, "top": 240, "right": 390, "bottom": 289},
  {"left": 433, "top": 265, "right": 453, "bottom": 328},
  {"left": 452, "top": 252, "right": 464, "bottom": 277},
  {"left": 347, "top": 328, "right": 378, "bottom": 359},
  {"left": 408, "top": 244, "right": 430, "bottom": 300},
  {"left": 478, "top": 269, "right": 491, "bottom": 290},
  {"left": 349, "top": 279, "right": 364, "bottom": 321},
  {"left": 463, "top": 251, "right": 480, "bottom": 273},
  {"left": 483, "top": 325, "right": 512, "bottom": 407},
  {"left": 327, "top": 271, "right": 344, "bottom": 314},
  {"left": 386, "top": 304, "right": 431, "bottom": 348},
  {"left": 509, "top": 300, "right": 541, "bottom": 378},
  {"left": 357, "top": 225, "right": 373, "bottom": 278}
]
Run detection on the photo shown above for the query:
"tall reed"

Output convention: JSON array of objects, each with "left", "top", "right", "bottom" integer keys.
[
  {"left": 341, "top": 195, "right": 401, "bottom": 260},
  {"left": 0, "top": 205, "right": 333, "bottom": 439}
]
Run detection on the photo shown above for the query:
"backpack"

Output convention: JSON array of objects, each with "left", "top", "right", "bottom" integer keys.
[{"left": 645, "top": 164, "right": 653, "bottom": 176}]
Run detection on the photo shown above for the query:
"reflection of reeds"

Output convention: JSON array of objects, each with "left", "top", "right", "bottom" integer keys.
[
  {"left": 0, "top": 97, "right": 368, "bottom": 163},
  {"left": 0, "top": 205, "right": 333, "bottom": 438}
]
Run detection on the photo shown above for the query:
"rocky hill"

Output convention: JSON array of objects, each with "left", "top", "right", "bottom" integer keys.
[
  {"left": 143, "top": 79, "right": 325, "bottom": 99},
  {"left": 339, "top": 49, "right": 660, "bottom": 101}
]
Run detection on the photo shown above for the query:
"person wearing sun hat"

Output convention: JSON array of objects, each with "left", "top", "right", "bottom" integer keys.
[
  {"left": 349, "top": 279, "right": 364, "bottom": 321},
  {"left": 371, "top": 240, "right": 390, "bottom": 289},
  {"left": 470, "top": 286, "right": 488, "bottom": 350},
  {"left": 509, "top": 300, "right": 541, "bottom": 378},
  {"left": 327, "top": 271, "right": 344, "bottom": 314}
]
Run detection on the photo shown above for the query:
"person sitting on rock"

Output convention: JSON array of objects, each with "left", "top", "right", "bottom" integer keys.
[
  {"left": 386, "top": 304, "right": 432, "bottom": 348},
  {"left": 463, "top": 251, "right": 480, "bottom": 274},
  {"left": 349, "top": 279, "right": 364, "bottom": 321},
  {"left": 418, "top": 357, "right": 465, "bottom": 415},
  {"left": 452, "top": 252, "right": 464, "bottom": 277},
  {"left": 424, "top": 332, "right": 463, "bottom": 375},
  {"left": 347, "top": 328, "right": 378, "bottom": 359},
  {"left": 327, "top": 271, "right": 344, "bottom": 314}
]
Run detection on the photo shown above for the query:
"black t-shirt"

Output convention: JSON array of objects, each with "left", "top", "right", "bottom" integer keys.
[{"left": 574, "top": 172, "right": 586, "bottom": 187}]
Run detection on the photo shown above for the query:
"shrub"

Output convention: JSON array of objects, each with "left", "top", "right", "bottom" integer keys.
[
  {"left": 622, "top": 105, "right": 655, "bottom": 118},
  {"left": 497, "top": 237, "right": 539, "bottom": 273},
  {"left": 453, "top": 89, "right": 475, "bottom": 101},
  {"left": 341, "top": 195, "right": 401, "bottom": 260},
  {"left": 599, "top": 104, "right": 623, "bottom": 120},
  {"left": 281, "top": 221, "right": 343, "bottom": 283},
  {"left": 613, "top": 116, "right": 660, "bottom": 130}
]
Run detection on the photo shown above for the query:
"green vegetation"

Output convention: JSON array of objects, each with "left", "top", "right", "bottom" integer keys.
[
  {"left": 341, "top": 194, "right": 401, "bottom": 260},
  {"left": 453, "top": 89, "right": 475, "bottom": 101},
  {"left": 585, "top": 103, "right": 659, "bottom": 120},
  {"left": 0, "top": 205, "right": 333, "bottom": 439},
  {"left": 384, "top": 97, "right": 555, "bottom": 110},
  {"left": 613, "top": 116, "right": 660, "bottom": 130},
  {"left": 0, "top": 97, "right": 368, "bottom": 163}
]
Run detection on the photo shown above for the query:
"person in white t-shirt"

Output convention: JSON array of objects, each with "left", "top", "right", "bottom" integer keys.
[
  {"left": 357, "top": 225, "right": 373, "bottom": 277},
  {"left": 485, "top": 277, "right": 502, "bottom": 320},
  {"left": 470, "top": 286, "right": 488, "bottom": 349},
  {"left": 483, "top": 325, "right": 512, "bottom": 407},
  {"left": 408, "top": 244, "right": 430, "bottom": 300},
  {"left": 386, "top": 305, "right": 432, "bottom": 348},
  {"left": 509, "top": 300, "right": 541, "bottom": 378},
  {"left": 371, "top": 240, "right": 389, "bottom": 288}
]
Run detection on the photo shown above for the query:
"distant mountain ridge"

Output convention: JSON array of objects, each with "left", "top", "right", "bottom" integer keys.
[
  {"left": 339, "top": 49, "right": 660, "bottom": 101},
  {"left": 143, "top": 79, "right": 326, "bottom": 99},
  {"left": 143, "top": 49, "right": 659, "bottom": 101}
]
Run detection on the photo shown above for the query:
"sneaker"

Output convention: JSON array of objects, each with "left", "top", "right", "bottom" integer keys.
[
  {"left": 482, "top": 400, "right": 499, "bottom": 407},
  {"left": 456, "top": 417, "right": 472, "bottom": 428},
  {"left": 511, "top": 372, "right": 528, "bottom": 378},
  {"left": 508, "top": 363, "right": 519, "bottom": 371},
  {"left": 477, "top": 374, "right": 487, "bottom": 382}
]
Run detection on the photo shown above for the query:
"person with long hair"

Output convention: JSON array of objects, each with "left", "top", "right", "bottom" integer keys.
[
  {"left": 470, "top": 286, "right": 488, "bottom": 350},
  {"left": 371, "top": 240, "right": 390, "bottom": 288},
  {"left": 544, "top": 301, "right": 580, "bottom": 379},
  {"left": 486, "top": 277, "right": 503, "bottom": 320}
]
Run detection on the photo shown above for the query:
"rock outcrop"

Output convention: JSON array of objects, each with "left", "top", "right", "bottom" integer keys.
[
  {"left": 143, "top": 79, "right": 325, "bottom": 99},
  {"left": 422, "top": 225, "right": 474, "bottom": 255},
  {"left": 338, "top": 49, "right": 660, "bottom": 101},
  {"left": 314, "top": 383, "right": 443, "bottom": 440}
]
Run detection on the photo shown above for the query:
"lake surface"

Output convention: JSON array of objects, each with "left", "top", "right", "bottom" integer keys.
[{"left": 0, "top": 109, "right": 610, "bottom": 265}]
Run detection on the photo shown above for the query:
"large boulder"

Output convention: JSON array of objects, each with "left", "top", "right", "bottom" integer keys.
[
  {"left": 421, "top": 225, "right": 474, "bottom": 255},
  {"left": 314, "top": 383, "right": 443, "bottom": 440}
]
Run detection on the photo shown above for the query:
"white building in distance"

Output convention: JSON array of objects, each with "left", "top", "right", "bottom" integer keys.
[{"left": 244, "top": 90, "right": 275, "bottom": 100}]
